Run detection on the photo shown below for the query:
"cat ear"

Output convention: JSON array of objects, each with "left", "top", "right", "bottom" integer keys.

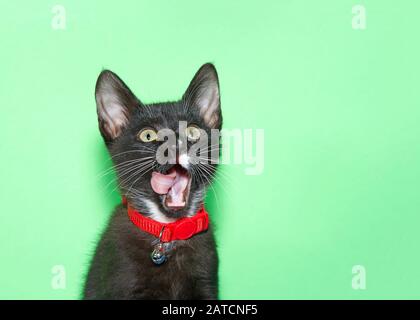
[
  {"left": 183, "top": 63, "right": 221, "bottom": 129},
  {"left": 95, "top": 70, "right": 140, "bottom": 143}
]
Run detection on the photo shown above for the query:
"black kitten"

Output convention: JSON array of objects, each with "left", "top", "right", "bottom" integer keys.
[{"left": 83, "top": 63, "right": 221, "bottom": 299}]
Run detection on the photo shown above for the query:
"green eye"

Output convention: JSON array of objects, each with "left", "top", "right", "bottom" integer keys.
[
  {"left": 186, "top": 125, "right": 201, "bottom": 141},
  {"left": 137, "top": 128, "right": 157, "bottom": 142}
]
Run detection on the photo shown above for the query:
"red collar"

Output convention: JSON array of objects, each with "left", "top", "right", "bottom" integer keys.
[{"left": 122, "top": 197, "right": 209, "bottom": 242}]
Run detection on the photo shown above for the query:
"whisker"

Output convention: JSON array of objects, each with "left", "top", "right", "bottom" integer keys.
[
  {"left": 97, "top": 157, "right": 154, "bottom": 178},
  {"left": 110, "top": 162, "right": 155, "bottom": 195},
  {"left": 126, "top": 161, "right": 156, "bottom": 195},
  {"left": 103, "top": 160, "right": 154, "bottom": 192},
  {"left": 195, "top": 164, "right": 221, "bottom": 212}
]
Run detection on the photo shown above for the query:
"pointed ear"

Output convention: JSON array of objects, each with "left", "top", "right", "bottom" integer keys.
[
  {"left": 95, "top": 70, "right": 139, "bottom": 143},
  {"left": 183, "top": 63, "right": 221, "bottom": 129}
]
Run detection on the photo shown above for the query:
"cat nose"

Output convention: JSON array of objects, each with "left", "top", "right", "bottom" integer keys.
[{"left": 178, "top": 154, "right": 189, "bottom": 169}]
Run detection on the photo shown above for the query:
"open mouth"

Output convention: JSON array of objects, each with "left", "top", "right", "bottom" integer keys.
[{"left": 150, "top": 165, "right": 191, "bottom": 211}]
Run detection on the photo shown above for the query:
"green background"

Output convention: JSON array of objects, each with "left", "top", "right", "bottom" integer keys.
[{"left": 1, "top": 0, "right": 420, "bottom": 299}]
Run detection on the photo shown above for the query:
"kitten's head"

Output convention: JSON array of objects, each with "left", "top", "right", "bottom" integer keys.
[{"left": 95, "top": 63, "right": 221, "bottom": 221}]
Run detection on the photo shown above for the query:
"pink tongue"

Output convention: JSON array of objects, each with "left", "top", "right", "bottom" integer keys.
[
  {"left": 167, "top": 172, "right": 189, "bottom": 207},
  {"left": 150, "top": 169, "right": 189, "bottom": 207},
  {"left": 151, "top": 171, "right": 176, "bottom": 194}
]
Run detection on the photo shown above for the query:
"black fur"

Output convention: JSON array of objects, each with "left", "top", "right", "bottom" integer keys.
[{"left": 83, "top": 63, "right": 221, "bottom": 299}]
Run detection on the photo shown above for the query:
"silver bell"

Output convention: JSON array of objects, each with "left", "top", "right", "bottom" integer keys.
[{"left": 151, "top": 245, "right": 166, "bottom": 265}]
